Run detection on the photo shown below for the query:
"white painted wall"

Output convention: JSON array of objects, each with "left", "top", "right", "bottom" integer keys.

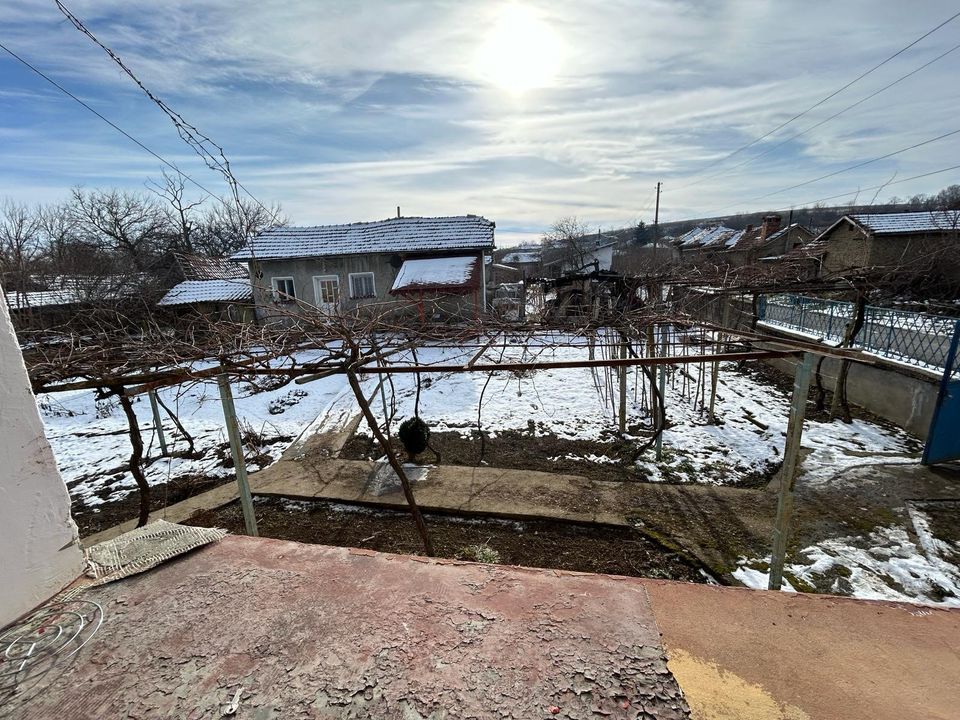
[{"left": 0, "top": 290, "right": 83, "bottom": 626}]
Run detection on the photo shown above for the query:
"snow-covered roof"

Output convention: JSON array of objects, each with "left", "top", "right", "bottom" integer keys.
[
  {"left": 4, "top": 275, "right": 143, "bottom": 310},
  {"left": 390, "top": 255, "right": 481, "bottom": 295},
  {"left": 846, "top": 211, "right": 960, "bottom": 235},
  {"left": 676, "top": 225, "right": 743, "bottom": 249},
  {"left": 158, "top": 279, "right": 252, "bottom": 306},
  {"left": 231, "top": 215, "right": 495, "bottom": 261},
  {"left": 4, "top": 288, "right": 81, "bottom": 310},
  {"left": 501, "top": 250, "right": 541, "bottom": 264}
]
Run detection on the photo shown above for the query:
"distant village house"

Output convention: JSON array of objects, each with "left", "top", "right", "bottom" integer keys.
[{"left": 230, "top": 215, "right": 495, "bottom": 324}]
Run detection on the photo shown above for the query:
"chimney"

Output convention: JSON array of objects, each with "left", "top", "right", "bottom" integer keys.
[
  {"left": 397, "top": 206, "right": 401, "bottom": 218},
  {"left": 760, "top": 214, "right": 781, "bottom": 241}
]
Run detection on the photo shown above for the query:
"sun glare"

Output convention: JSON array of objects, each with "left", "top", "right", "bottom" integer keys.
[{"left": 476, "top": 4, "right": 561, "bottom": 95}]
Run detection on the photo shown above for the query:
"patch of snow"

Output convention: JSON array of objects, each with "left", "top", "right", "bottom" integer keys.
[
  {"left": 40, "top": 349, "right": 362, "bottom": 511},
  {"left": 732, "top": 560, "right": 797, "bottom": 592},
  {"left": 737, "top": 524, "right": 960, "bottom": 608},
  {"left": 391, "top": 255, "right": 477, "bottom": 291}
]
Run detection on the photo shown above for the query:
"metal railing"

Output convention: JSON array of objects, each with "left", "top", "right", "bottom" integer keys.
[{"left": 758, "top": 294, "right": 959, "bottom": 373}]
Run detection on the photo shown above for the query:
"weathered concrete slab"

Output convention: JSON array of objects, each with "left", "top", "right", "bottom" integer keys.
[
  {"left": 4, "top": 536, "right": 690, "bottom": 719},
  {"left": 642, "top": 580, "right": 960, "bottom": 720}
]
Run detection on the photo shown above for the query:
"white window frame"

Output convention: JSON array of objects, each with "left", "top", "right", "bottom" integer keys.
[
  {"left": 348, "top": 272, "right": 377, "bottom": 300},
  {"left": 271, "top": 276, "right": 296, "bottom": 303},
  {"left": 312, "top": 274, "right": 340, "bottom": 310}
]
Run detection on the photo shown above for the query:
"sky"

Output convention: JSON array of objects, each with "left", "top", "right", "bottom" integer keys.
[{"left": 1, "top": 1, "right": 959, "bottom": 246}]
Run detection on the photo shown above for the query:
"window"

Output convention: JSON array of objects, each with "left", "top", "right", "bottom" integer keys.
[
  {"left": 271, "top": 277, "right": 296, "bottom": 302},
  {"left": 348, "top": 272, "right": 376, "bottom": 299},
  {"left": 313, "top": 275, "right": 340, "bottom": 309}
]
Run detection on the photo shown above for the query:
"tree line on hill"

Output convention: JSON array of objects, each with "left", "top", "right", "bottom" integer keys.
[{"left": 0, "top": 171, "right": 285, "bottom": 295}]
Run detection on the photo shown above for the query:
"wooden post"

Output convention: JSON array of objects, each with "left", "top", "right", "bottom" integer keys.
[
  {"left": 217, "top": 370, "right": 259, "bottom": 536},
  {"left": 148, "top": 389, "right": 168, "bottom": 456},
  {"left": 768, "top": 352, "right": 814, "bottom": 590},
  {"left": 709, "top": 302, "right": 732, "bottom": 424},
  {"left": 655, "top": 327, "right": 668, "bottom": 461},
  {"left": 618, "top": 335, "right": 628, "bottom": 434}
]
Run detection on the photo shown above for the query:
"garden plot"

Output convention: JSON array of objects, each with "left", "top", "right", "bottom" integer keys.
[
  {"left": 38, "top": 349, "right": 361, "bottom": 517},
  {"left": 356, "top": 336, "right": 916, "bottom": 487}
]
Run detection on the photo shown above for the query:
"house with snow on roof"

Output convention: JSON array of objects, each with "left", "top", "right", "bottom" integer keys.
[
  {"left": 540, "top": 234, "right": 616, "bottom": 278},
  {"left": 229, "top": 215, "right": 496, "bottom": 324},
  {"left": 811, "top": 210, "right": 960, "bottom": 280},
  {"left": 724, "top": 215, "right": 816, "bottom": 267},
  {"left": 673, "top": 224, "right": 743, "bottom": 263}
]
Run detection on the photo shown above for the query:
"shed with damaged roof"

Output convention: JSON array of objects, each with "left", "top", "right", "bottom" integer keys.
[
  {"left": 230, "top": 214, "right": 495, "bottom": 324},
  {"left": 158, "top": 253, "right": 254, "bottom": 322},
  {"left": 725, "top": 215, "right": 816, "bottom": 267}
]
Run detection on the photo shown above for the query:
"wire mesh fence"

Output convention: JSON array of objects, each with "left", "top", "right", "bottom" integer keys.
[{"left": 759, "top": 294, "right": 960, "bottom": 374}]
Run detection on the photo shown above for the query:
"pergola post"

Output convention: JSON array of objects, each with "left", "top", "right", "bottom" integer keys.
[
  {"left": 768, "top": 352, "right": 813, "bottom": 590},
  {"left": 148, "top": 389, "right": 169, "bottom": 457},
  {"left": 618, "top": 335, "right": 628, "bottom": 434},
  {"left": 217, "top": 369, "right": 259, "bottom": 537},
  {"left": 655, "top": 327, "right": 668, "bottom": 461}
]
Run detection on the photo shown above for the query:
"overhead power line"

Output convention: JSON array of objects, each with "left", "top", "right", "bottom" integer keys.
[
  {"left": 0, "top": 40, "right": 221, "bottom": 200},
  {"left": 756, "top": 128, "right": 960, "bottom": 200},
  {"left": 54, "top": 0, "right": 276, "bottom": 220},
  {"left": 676, "top": 9, "right": 960, "bottom": 187},
  {"left": 703, "top": 127, "right": 960, "bottom": 215},
  {"left": 683, "top": 40, "right": 960, "bottom": 190},
  {"left": 765, "top": 163, "right": 960, "bottom": 213}
]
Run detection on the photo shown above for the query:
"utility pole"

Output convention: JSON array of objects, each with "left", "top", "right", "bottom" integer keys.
[{"left": 653, "top": 181, "right": 661, "bottom": 249}]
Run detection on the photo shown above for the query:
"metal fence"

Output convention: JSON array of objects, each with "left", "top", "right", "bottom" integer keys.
[{"left": 758, "top": 294, "right": 960, "bottom": 373}]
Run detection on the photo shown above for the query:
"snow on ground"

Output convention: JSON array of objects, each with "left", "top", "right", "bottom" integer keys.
[
  {"left": 36, "top": 329, "right": 949, "bottom": 607},
  {"left": 363, "top": 332, "right": 915, "bottom": 486},
  {"left": 39, "top": 350, "right": 359, "bottom": 511},
  {"left": 735, "top": 515, "right": 960, "bottom": 608},
  {"left": 42, "top": 330, "right": 915, "bottom": 504}
]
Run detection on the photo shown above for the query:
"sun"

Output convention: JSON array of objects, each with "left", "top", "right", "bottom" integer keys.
[{"left": 475, "top": 4, "right": 561, "bottom": 94}]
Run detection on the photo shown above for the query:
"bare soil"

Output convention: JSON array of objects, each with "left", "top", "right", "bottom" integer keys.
[
  {"left": 186, "top": 496, "right": 708, "bottom": 583},
  {"left": 71, "top": 473, "right": 234, "bottom": 538},
  {"left": 341, "top": 428, "right": 778, "bottom": 488}
]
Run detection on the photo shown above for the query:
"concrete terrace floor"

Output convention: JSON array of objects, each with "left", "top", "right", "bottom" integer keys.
[{"left": 5, "top": 536, "right": 960, "bottom": 719}]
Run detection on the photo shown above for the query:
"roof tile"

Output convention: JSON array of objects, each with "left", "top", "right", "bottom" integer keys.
[{"left": 231, "top": 215, "right": 495, "bottom": 261}]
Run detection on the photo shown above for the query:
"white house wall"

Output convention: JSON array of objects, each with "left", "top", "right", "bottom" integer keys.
[{"left": 0, "top": 291, "right": 83, "bottom": 626}]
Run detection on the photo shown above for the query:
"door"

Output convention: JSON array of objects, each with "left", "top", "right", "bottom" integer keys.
[
  {"left": 312, "top": 275, "right": 340, "bottom": 315},
  {"left": 923, "top": 320, "right": 960, "bottom": 465}
]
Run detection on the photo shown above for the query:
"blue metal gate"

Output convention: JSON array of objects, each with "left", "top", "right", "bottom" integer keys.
[{"left": 923, "top": 320, "right": 960, "bottom": 465}]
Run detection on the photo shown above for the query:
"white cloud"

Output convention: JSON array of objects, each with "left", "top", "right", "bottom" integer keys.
[{"left": 1, "top": 0, "right": 959, "bottom": 241}]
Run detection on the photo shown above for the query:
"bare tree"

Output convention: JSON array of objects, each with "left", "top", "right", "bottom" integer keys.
[
  {"left": 69, "top": 187, "right": 171, "bottom": 271},
  {"left": 541, "top": 216, "right": 593, "bottom": 276},
  {"left": 148, "top": 170, "right": 207, "bottom": 254},
  {"left": 196, "top": 197, "right": 286, "bottom": 257},
  {"left": 0, "top": 199, "right": 43, "bottom": 292}
]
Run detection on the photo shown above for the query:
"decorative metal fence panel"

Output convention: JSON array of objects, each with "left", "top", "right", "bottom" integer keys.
[{"left": 758, "top": 294, "right": 958, "bottom": 373}]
